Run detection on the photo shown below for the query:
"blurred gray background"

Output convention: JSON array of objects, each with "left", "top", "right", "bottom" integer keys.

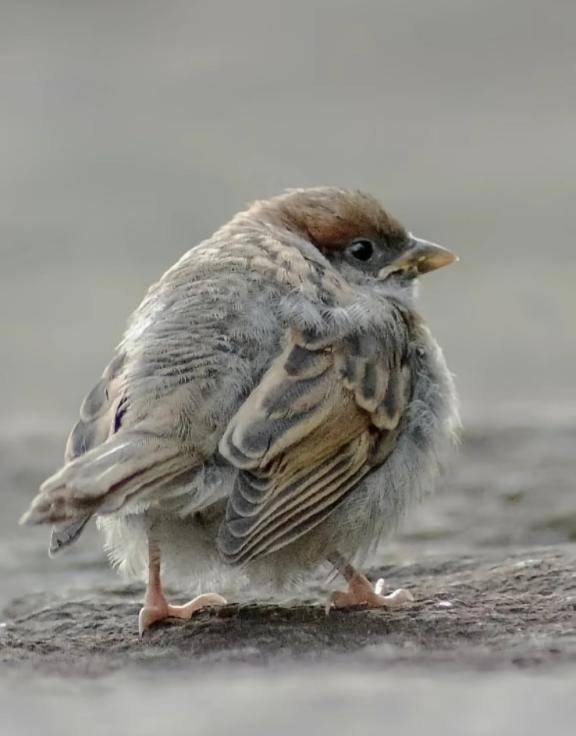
[
  {"left": 1, "top": 3, "right": 575, "bottom": 735},
  {"left": 1, "top": 0, "right": 575, "bottom": 430}
]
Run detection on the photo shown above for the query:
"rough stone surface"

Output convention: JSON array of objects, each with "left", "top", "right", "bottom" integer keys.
[
  {"left": 2, "top": 545, "right": 575, "bottom": 676},
  {"left": 2, "top": 423, "right": 576, "bottom": 736}
]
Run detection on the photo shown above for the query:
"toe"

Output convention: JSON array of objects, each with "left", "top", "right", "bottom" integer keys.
[
  {"left": 327, "top": 582, "right": 414, "bottom": 613},
  {"left": 139, "top": 593, "right": 227, "bottom": 635},
  {"left": 374, "top": 588, "right": 414, "bottom": 609},
  {"left": 374, "top": 578, "right": 388, "bottom": 596},
  {"left": 166, "top": 593, "right": 228, "bottom": 620},
  {"left": 138, "top": 605, "right": 169, "bottom": 638},
  {"left": 325, "top": 590, "right": 355, "bottom": 614}
]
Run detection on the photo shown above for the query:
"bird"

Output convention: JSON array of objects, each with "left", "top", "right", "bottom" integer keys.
[{"left": 21, "top": 187, "right": 459, "bottom": 636}]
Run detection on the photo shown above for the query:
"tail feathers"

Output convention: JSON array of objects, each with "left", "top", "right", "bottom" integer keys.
[
  {"left": 49, "top": 515, "right": 91, "bottom": 556},
  {"left": 21, "top": 432, "right": 195, "bottom": 526}
]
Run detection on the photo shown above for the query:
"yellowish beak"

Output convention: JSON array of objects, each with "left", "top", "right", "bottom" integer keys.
[{"left": 378, "top": 235, "right": 458, "bottom": 279}]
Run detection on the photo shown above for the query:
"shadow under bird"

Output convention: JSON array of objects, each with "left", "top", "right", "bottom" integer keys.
[{"left": 21, "top": 187, "right": 459, "bottom": 636}]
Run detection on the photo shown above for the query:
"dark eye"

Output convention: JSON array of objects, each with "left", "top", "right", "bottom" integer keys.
[{"left": 346, "top": 239, "right": 375, "bottom": 262}]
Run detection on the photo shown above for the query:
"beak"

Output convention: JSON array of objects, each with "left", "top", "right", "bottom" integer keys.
[{"left": 378, "top": 235, "right": 458, "bottom": 279}]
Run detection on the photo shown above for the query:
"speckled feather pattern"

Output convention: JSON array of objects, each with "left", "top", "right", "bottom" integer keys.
[{"left": 23, "top": 187, "right": 459, "bottom": 595}]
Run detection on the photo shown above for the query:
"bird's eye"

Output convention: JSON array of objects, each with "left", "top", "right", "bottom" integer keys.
[{"left": 346, "top": 239, "right": 375, "bottom": 262}]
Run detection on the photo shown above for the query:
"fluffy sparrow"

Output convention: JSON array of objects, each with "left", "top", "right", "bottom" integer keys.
[{"left": 21, "top": 187, "right": 459, "bottom": 635}]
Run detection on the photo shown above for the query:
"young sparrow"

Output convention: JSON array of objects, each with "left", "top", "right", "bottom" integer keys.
[{"left": 21, "top": 187, "right": 459, "bottom": 635}]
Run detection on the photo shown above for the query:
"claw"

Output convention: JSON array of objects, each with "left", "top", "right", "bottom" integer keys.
[
  {"left": 326, "top": 572, "right": 414, "bottom": 614},
  {"left": 139, "top": 593, "right": 228, "bottom": 638}
]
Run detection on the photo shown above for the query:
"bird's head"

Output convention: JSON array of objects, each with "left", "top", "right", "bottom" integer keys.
[{"left": 253, "top": 187, "right": 457, "bottom": 289}]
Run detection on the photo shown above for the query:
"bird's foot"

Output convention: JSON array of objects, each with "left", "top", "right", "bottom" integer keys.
[
  {"left": 139, "top": 592, "right": 227, "bottom": 638},
  {"left": 326, "top": 573, "right": 413, "bottom": 614}
]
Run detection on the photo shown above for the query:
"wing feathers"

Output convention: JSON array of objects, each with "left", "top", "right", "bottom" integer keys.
[
  {"left": 46, "top": 351, "right": 129, "bottom": 551},
  {"left": 21, "top": 433, "right": 193, "bottom": 525},
  {"left": 218, "top": 324, "right": 411, "bottom": 565},
  {"left": 221, "top": 463, "right": 368, "bottom": 561}
]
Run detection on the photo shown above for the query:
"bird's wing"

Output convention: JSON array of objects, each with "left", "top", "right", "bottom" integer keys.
[
  {"left": 218, "top": 327, "right": 411, "bottom": 564},
  {"left": 38, "top": 350, "right": 129, "bottom": 549},
  {"left": 21, "top": 348, "right": 200, "bottom": 533}
]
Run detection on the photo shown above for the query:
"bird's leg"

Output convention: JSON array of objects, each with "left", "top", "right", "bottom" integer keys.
[
  {"left": 325, "top": 551, "right": 414, "bottom": 614},
  {"left": 138, "top": 535, "right": 227, "bottom": 637}
]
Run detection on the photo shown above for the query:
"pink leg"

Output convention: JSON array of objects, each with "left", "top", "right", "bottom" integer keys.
[
  {"left": 326, "top": 553, "right": 414, "bottom": 614},
  {"left": 138, "top": 537, "right": 227, "bottom": 637}
]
